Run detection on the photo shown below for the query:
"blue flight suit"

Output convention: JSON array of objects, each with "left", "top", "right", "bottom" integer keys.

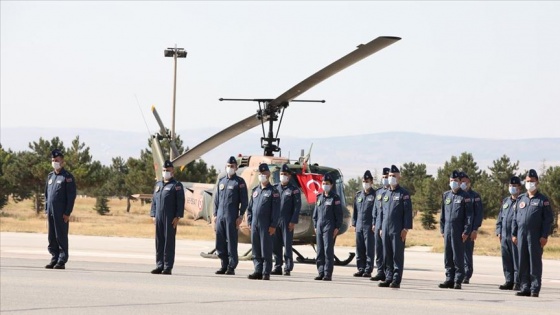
[
  {"left": 378, "top": 185, "right": 413, "bottom": 284},
  {"left": 45, "top": 168, "right": 76, "bottom": 265},
  {"left": 352, "top": 188, "right": 376, "bottom": 274},
  {"left": 214, "top": 174, "right": 248, "bottom": 271},
  {"left": 273, "top": 182, "right": 301, "bottom": 272},
  {"left": 372, "top": 186, "right": 387, "bottom": 277},
  {"left": 313, "top": 192, "right": 343, "bottom": 278},
  {"left": 463, "top": 189, "right": 483, "bottom": 281},
  {"left": 512, "top": 192, "right": 553, "bottom": 294},
  {"left": 440, "top": 189, "right": 473, "bottom": 284},
  {"left": 496, "top": 196, "right": 520, "bottom": 286},
  {"left": 247, "top": 183, "right": 280, "bottom": 275},
  {"left": 150, "top": 178, "right": 185, "bottom": 270}
]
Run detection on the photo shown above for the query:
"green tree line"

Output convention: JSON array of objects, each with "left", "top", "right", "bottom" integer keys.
[
  {"left": 344, "top": 152, "right": 559, "bottom": 235},
  {"left": 0, "top": 133, "right": 218, "bottom": 214}
]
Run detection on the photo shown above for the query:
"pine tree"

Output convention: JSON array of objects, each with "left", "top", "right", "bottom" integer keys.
[{"left": 94, "top": 196, "right": 110, "bottom": 215}]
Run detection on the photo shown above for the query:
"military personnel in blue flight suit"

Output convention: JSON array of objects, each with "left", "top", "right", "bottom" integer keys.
[
  {"left": 376, "top": 165, "right": 413, "bottom": 289},
  {"left": 150, "top": 160, "right": 185, "bottom": 275},
  {"left": 439, "top": 170, "right": 473, "bottom": 290},
  {"left": 458, "top": 172, "right": 484, "bottom": 284},
  {"left": 272, "top": 164, "right": 301, "bottom": 276},
  {"left": 313, "top": 173, "right": 343, "bottom": 281},
  {"left": 44, "top": 149, "right": 76, "bottom": 270},
  {"left": 214, "top": 156, "right": 249, "bottom": 275},
  {"left": 495, "top": 176, "right": 522, "bottom": 291},
  {"left": 371, "top": 167, "right": 390, "bottom": 281},
  {"left": 352, "top": 170, "right": 376, "bottom": 278},
  {"left": 512, "top": 169, "right": 553, "bottom": 298},
  {"left": 247, "top": 164, "right": 281, "bottom": 280}
]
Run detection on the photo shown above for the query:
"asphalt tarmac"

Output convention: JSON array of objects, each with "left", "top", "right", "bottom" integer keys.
[{"left": 1, "top": 232, "right": 559, "bottom": 314}]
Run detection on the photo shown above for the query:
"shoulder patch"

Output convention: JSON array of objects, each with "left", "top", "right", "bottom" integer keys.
[
  {"left": 544, "top": 201, "right": 550, "bottom": 206},
  {"left": 66, "top": 178, "right": 73, "bottom": 182},
  {"left": 475, "top": 197, "right": 481, "bottom": 201},
  {"left": 403, "top": 195, "right": 410, "bottom": 200},
  {"left": 273, "top": 193, "right": 280, "bottom": 198},
  {"left": 465, "top": 198, "right": 471, "bottom": 202},
  {"left": 239, "top": 183, "right": 246, "bottom": 188},
  {"left": 175, "top": 186, "right": 182, "bottom": 191},
  {"left": 293, "top": 189, "right": 300, "bottom": 194},
  {"left": 335, "top": 200, "right": 341, "bottom": 205}
]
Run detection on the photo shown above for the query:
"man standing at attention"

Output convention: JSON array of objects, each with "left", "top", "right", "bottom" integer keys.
[
  {"left": 45, "top": 149, "right": 76, "bottom": 270},
  {"left": 512, "top": 169, "right": 553, "bottom": 298},
  {"left": 214, "top": 156, "right": 248, "bottom": 275},
  {"left": 377, "top": 165, "right": 412, "bottom": 289},
  {"left": 352, "top": 170, "right": 376, "bottom": 278},
  {"left": 496, "top": 176, "right": 522, "bottom": 291},
  {"left": 247, "top": 164, "right": 280, "bottom": 280},
  {"left": 458, "top": 172, "right": 484, "bottom": 284},
  {"left": 313, "top": 174, "right": 343, "bottom": 281},
  {"left": 371, "top": 167, "right": 390, "bottom": 282},
  {"left": 272, "top": 164, "right": 301, "bottom": 276},
  {"left": 150, "top": 160, "right": 185, "bottom": 275},
  {"left": 439, "top": 170, "right": 473, "bottom": 290}
]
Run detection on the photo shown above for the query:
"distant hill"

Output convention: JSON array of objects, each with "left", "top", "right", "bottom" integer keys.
[{"left": 2, "top": 127, "right": 559, "bottom": 180}]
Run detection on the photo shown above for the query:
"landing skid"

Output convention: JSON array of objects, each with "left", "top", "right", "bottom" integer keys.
[
  {"left": 293, "top": 245, "right": 355, "bottom": 266},
  {"left": 201, "top": 246, "right": 355, "bottom": 266},
  {"left": 200, "top": 248, "right": 253, "bottom": 261}
]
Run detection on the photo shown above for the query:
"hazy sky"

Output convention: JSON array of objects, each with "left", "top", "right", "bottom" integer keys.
[{"left": 2, "top": 1, "right": 560, "bottom": 145}]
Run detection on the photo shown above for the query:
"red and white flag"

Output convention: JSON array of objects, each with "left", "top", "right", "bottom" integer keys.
[{"left": 296, "top": 173, "right": 323, "bottom": 203}]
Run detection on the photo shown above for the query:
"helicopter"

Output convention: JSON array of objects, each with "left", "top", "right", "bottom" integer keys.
[{"left": 148, "top": 36, "right": 401, "bottom": 265}]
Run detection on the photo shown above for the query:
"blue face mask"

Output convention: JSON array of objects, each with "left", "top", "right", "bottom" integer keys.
[
  {"left": 381, "top": 178, "right": 389, "bottom": 186},
  {"left": 322, "top": 184, "right": 331, "bottom": 193},
  {"left": 460, "top": 182, "right": 468, "bottom": 191},
  {"left": 508, "top": 186, "right": 518, "bottom": 195},
  {"left": 449, "top": 181, "right": 459, "bottom": 191}
]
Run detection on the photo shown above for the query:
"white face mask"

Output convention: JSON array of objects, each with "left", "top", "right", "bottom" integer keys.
[
  {"left": 381, "top": 178, "right": 389, "bottom": 186},
  {"left": 280, "top": 175, "right": 289, "bottom": 184},
  {"left": 388, "top": 177, "right": 398, "bottom": 187},
  {"left": 322, "top": 184, "right": 331, "bottom": 193},
  {"left": 226, "top": 167, "right": 236, "bottom": 176},
  {"left": 525, "top": 182, "right": 537, "bottom": 192},
  {"left": 450, "top": 181, "right": 459, "bottom": 191},
  {"left": 162, "top": 171, "right": 172, "bottom": 180},
  {"left": 460, "top": 182, "right": 468, "bottom": 191},
  {"left": 509, "top": 186, "right": 518, "bottom": 195},
  {"left": 362, "top": 182, "right": 371, "bottom": 190},
  {"left": 52, "top": 161, "right": 61, "bottom": 170},
  {"left": 258, "top": 174, "right": 268, "bottom": 184}
]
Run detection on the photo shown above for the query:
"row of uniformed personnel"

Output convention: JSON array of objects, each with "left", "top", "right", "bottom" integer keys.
[
  {"left": 350, "top": 166, "right": 553, "bottom": 297},
  {"left": 42, "top": 150, "right": 552, "bottom": 297}
]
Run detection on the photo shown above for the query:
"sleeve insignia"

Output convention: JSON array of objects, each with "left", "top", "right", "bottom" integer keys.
[
  {"left": 66, "top": 178, "right": 73, "bottom": 182},
  {"left": 293, "top": 189, "right": 300, "bottom": 194},
  {"left": 544, "top": 201, "right": 550, "bottom": 206},
  {"left": 335, "top": 200, "right": 341, "bottom": 205},
  {"left": 403, "top": 195, "right": 410, "bottom": 200}
]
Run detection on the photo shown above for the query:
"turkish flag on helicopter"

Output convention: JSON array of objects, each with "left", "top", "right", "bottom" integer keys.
[{"left": 296, "top": 173, "right": 323, "bottom": 203}]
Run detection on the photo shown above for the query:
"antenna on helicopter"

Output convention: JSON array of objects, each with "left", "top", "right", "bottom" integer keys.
[{"left": 219, "top": 98, "right": 324, "bottom": 156}]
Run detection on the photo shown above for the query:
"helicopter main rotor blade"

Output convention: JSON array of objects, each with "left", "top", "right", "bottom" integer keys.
[
  {"left": 171, "top": 36, "right": 401, "bottom": 167},
  {"left": 172, "top": 114, "right": 262, "bottom": 166},
  {"left": 151, "top": 106, "right": 180, "bottom": 159},
  {"left": 267, "top": 36, "right": 401, "bottom": 110}
]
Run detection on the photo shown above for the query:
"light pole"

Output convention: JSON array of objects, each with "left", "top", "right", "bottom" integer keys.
[{"left": 164, "top": 45, "right": 187, "bottom": 160}]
